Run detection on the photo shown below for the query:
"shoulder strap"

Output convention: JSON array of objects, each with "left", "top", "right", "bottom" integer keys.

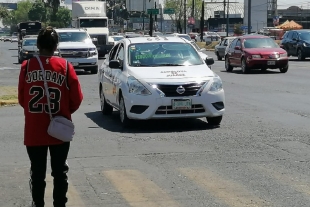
[
  {"left": 24, "top": 59, "right": 31, "bottom": 79},
  {"left": 35, "top": 55, "right": 53, "bottom": 120},
  {"left": 65, "top": 60, "right": 69, "bottom": 89}
]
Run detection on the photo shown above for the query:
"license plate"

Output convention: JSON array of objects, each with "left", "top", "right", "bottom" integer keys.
[
  {"left": 172, "top": 99, "right": 192, "bottom": 110},
  {"left": 71, "top": 62, "right": 78, "bottom": 66},
  {"left": 267, "top": 61, "right": 275, "bottom": 65}
]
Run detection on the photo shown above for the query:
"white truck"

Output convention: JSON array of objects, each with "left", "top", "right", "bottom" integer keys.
[{"left": 72, "top": 1, "right": 114, "bottom": 57}]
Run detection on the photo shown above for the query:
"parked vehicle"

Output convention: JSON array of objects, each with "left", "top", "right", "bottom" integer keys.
[
  {"left": 214, "top": 37, "right": 236, "bottom": 60},
  {"left": 195, "top": 32, "right": 221, "bottom": 42},
  {"left": 225, "top": 35, "right": 288, "bottom": 74},
  {"left": 280, "top": 29, "right": 310, "bottom": 60},
  {"left": 18, "top": 36, "right": 38, "bottom": 63}
]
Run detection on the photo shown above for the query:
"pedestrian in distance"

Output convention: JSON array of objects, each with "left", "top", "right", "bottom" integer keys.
[{"left": 18, "top": 26, "right": 83, "bottom": 207}]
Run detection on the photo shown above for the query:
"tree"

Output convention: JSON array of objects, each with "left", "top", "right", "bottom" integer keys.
[
  {"left": 0, "top": 6, "right": 9, "bottom": 19},
  {"left": 28, "top": 1, "right": 47, "bottom": 22},
  {"left": 234, "top": 24, "right": 243, "bottom": 35},
  {"left": 164, "top": 0, "right": 202, "bottom": 32},
  {"left": 46, "top": 0, "right": 60, "bottom": 21},
  {"left": 2, "top": 0, "right": 32, "bottom": 27},
  {"left": 48, "top": 7, "right": 71, "bottom": 28}
]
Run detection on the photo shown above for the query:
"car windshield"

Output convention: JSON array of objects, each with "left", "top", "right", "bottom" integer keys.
[
  {"left": 80, "top": 19, "right": 107, "bottom": 28},
  {"left": 243, "top": 38, "right": 279, "bottom": 48},
  {"left": 112, "top": 36, "right": 124, "bottom": 41},
  {"left": 58, "top": 32, "right": 89, "bottom": 42},
  {"left": 299, "top": 32, "right": 310, "bottom": 41},
  {"left": 23, "top": 39, "right": 36, "bottom": 46},
  {"left": 178, "top": 35, "right": 191, "bottom": 41},
  {"left": 128, "top": 42, "right": 204, "bottom": 67}
]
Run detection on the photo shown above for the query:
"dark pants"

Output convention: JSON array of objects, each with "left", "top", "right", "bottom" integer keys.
[{"left": 26, "top": 142, "right": 70, "bottom": 207}]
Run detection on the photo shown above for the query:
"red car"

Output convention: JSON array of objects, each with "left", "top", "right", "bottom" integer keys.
[{"left": 225, "top": 35, "right": 289, "bottom": 74}]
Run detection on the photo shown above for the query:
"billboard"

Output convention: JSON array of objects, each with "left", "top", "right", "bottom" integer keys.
[
  {"left": 243, "top": 0, "right": 268, "bottom": 32},
  {"left": 126, "top": 0, "right": 156, "bottom": 12}
]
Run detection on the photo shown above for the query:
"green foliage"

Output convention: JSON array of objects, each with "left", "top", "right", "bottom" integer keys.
[
  {"left": 164, "top": 0, "right": 202, "bottom": 31},
  {"left": 46, "top": 0, "right": 60, "bottom": 21},
  {"left": 28, "top": 1, "right": 47, "bottom": 22},
  {"left": 0, "top": 6, "right": 9, "bottom": 19},
  {"left": 234, "top": 24, "right": 243, "bottom": 35},
  {"left": 2, "top": 0, "right": 71, "bottom": 29}
]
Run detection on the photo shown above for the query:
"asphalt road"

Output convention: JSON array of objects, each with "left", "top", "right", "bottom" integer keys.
[{"left": 1, "top": 40, "right": 310, "bottom": 207}]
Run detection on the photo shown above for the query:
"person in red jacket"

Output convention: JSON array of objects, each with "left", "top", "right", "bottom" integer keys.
[{"left": 18, "top": 26, "right": 83, "bottom": 207}]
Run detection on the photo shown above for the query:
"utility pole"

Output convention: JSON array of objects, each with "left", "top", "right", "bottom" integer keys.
[
  {"left": 154, "top": 1, "right": 157, "bottom": 31},
  {"left": 226, "top": 0, "right": 229, "bottom": 36},
  {"left": 248, "top": 0, "right": 251, "bottom": 34},
  {"left": 200, "top": 0, "right": 204, "bottom": 41},
  {"left": 184, "top": 0, "right": 187, "bottom": 34},
  {"left": 142, "top": 0, "right": 146, "bottom": 31}
]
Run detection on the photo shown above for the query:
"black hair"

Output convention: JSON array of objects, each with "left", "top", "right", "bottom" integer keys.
[{"left": 37, "top": 26, "right": 59, "bottom": 52}]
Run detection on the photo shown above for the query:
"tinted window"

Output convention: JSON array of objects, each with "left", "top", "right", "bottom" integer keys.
[
  {"left": 23, "top": 39, "right": 36, "bottom": 46},
  {"left": 117, "top": 45, "right": 124, "bottom": 61},
  {"left": 58, "top": 32, "right": 89, "bottom": 42},
  {"left": 128, "top": 42, "right": 204, "bottom": 67},
  {"left": 292, "top": 32, "right": 298, "bottom": 39},
  {"left": 299, "top": 32, "right": 310, "bottom": 41},
  {"left": 112, "top": 36, "right": 124, "bottom": 41},
  {"left": 243, "top": 38, "right": 279, "bottom": 48},
  {"left": 109, "top": 44, "right": 120, "bottom": 60},
  {"left": 80, "top": 19, "right": 107, "bottom": 28}
]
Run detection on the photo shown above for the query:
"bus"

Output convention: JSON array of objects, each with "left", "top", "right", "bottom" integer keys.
[{"left": 17, "top": 21, "right": 42, "bottom": 46}]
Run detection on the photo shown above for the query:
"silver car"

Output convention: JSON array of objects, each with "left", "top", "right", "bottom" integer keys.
[{"left": 214, "top": 37, "right": 236, "bottom": 60}]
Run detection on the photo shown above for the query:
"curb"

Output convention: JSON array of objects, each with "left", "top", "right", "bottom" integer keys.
[{"left": 0, "top": 100, "right": 18, "bottom": 107}]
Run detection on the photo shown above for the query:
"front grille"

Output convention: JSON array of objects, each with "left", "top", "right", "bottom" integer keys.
[
  {"left": 91, "top": 35, "right": 107, "bottom": 45},
  {"left": 59, "top": 49, "right": 89, "bottom": 58},
  {"left": 156, "top": 82, "right": 206, "bottom": 97},
  {"left": 155, "top": 104, "right": 205, "bottom": 115}
]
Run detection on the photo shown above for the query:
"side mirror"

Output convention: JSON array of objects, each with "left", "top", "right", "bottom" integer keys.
[
  {"left": 234, "top": 46, "right": 241, "bottom": 50},
  {"left": 205, "top": 57, "right": 214, "bottom": 66},
  {"left": 109, "top": 60, "right": 121, "bottom": 69}
]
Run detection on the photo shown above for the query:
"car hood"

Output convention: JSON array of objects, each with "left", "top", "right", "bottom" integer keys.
[
  {"left": 243, "top": 48, "right": 286, "bottom": 54},
  {"left": 128, "top": 64, "right": 215, "bottom": 82},
  {"left": 22, "top": 45, "right": 38, "bottom": 52},
  {"left": 58, "top": 41, "right": 96, "bottom": 49}
]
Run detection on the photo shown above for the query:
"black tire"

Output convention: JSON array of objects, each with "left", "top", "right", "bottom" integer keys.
[
  {"left": 207, "top": 116, "right": 223, "bottom": 125},
  {"left": 217, "top": 52, "right": 222, "bottom": 61},
  {"left": 119, "top": 95, "right": 131, "bottom": 127},
  {"left": 297, "top": 49, "right": 305, "bottom": 61},
  {"left": 225, "top": 56, "right": 233, "bottom": 72},
  {"left": 241, "top": 58, "right": 249, "bottom": 74},
  {"left": 100, "top": 87, "right": 113, "bottom": 115},
  {"left": 261, "top": 68, "right": 267, "bottom": 72},
  {"left": 90, "top": 66, "right": 98, "bottom": 74},
  {"left": 279, "top": 64, "right": 288, "bottom": 73}
]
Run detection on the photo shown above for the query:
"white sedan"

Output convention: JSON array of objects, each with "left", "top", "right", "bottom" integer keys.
[{"left": 98, "top": 36, "right": 225, "bottom": 126}]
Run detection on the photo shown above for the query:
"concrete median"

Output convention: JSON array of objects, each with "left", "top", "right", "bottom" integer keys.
[{"left": 0, "top": 86, "right": 18, "bottom": 107}]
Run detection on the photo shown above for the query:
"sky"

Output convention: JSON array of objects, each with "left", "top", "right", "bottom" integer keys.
[{"left": 238, "top": 0, "right": 310, "bottom": 9}]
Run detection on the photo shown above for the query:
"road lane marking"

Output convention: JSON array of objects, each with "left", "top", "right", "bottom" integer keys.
[
  {"left": 253, "top": 164, "right": 310, "bottom": 197},
  {"left": 45, "top": 174, "right": 85, "bottom": 207},
  {"left": 104, "top": 169, "right": 180, "bottom": 207},
  {"left": 179, "top": 167, "right": 270, "bottom": 207}
]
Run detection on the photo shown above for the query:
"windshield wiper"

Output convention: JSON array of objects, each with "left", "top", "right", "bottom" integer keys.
[{"left": 154, "top": 63, "right": 185, "bottom": 66}]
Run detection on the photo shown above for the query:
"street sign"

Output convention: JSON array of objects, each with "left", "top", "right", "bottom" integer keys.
[
  {"left": 147, "top": 9, "right": 159, "bottom": 15},
  {"left": 164, "top": 8, "right": 175, "bottom": 14},
  {"left": 241, "top": 25, "right": 252, "bottom": 30}
]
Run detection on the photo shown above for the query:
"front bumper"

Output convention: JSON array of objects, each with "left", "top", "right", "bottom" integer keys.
[
  {"left": 22, "top": 52, "right": 38, "bottom": 60},
  {"left": 123, "top": 89, "right": 225, "bottom": 120},
  {"left": 62, "top": 56, "right": 98, "bottom": 71},
  {"left": 246, "top": 57, "right": 288, "bottom": 69}
]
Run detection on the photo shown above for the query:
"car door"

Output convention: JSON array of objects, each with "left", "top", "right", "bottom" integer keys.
[
  {"left": 290, "top": 32, "right": 299, "bottom": 55},
  {"left": 218, "top": 39, "right": 228, "bottom": 57},
  {"left": 110, "top": 43, "right": 124, "bottom": 106},
  {"left": 102, "top": 43, "right": 120, "bottom": 103},
  {"left": 227, "top": 38, "right": 238, "bottom": 65},
  {"left": 233, "top": 39, "right": 243, "bottom": 66}
]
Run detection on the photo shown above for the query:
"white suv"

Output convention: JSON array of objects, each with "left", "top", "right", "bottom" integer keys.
[
  {"left": 98, "top": 36, "right": 225, "bottom": 126},
  {"left": 54, "top": 28, "right": 98, "bottom": 74}
]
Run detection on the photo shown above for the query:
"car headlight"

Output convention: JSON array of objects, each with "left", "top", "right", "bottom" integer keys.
[
  {"left": 209, "top": 77, "right": 223, "bottom": 92},
  {"left": 53, "top": 50, "right": 60, "bottom": 56},
  {"left": 303, "top": 43, "right": 310, "bottom": 47},
  {"left": 280, "top": 53, "right": 287, "bottom": 58},
  {"left": 252, "top": 55, "right": 261, "bottom": 58},
  {"left": 127, "top": 76, "right": 151, "bottom": 95},
  {"left": 22, "top": 49, "right": 28, "bottom": 54},
  {"left": 196, "top": 81, "right": 210, "bottom": 96},
  {"left": 89, "top": 48, "right": 97, "bottom": 57}
]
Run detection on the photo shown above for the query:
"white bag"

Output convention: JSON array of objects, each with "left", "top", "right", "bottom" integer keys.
[{"left": 35, "top": 56, "right": 75, "bottom": 142}]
